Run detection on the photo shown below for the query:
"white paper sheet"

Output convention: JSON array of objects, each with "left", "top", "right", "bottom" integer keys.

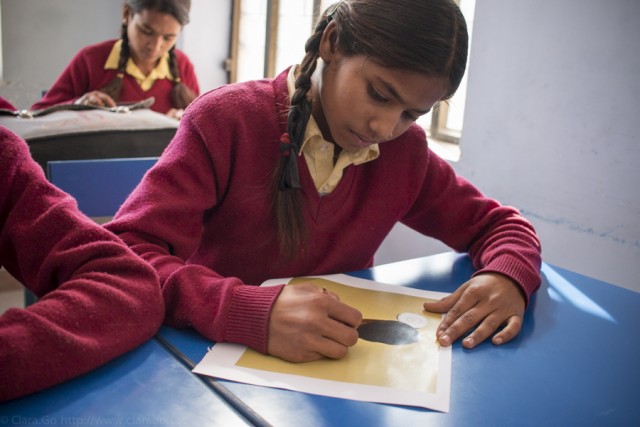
[{"left": 192, "top": 274, "right": 452, "bottom": 412}]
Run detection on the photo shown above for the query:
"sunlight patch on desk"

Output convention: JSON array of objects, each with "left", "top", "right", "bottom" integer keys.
[
  {"left": 371, "top": 255, "right": 453, "bottom": 285},
  {"left": 542, "top": 264, "right": 616, "bottom": 323}
]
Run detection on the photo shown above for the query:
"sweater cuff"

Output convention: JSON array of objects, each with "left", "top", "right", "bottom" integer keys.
[
  {"left": 224, "top": 284, "right": 285, "bottom": 354},
  {"left": 473, "top": 256, "right": 541, "bottom": 307}
]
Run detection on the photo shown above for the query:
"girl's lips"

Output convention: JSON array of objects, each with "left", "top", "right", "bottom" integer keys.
[{"left": 351, "top": 131, "right": 376, "bottom": 148}]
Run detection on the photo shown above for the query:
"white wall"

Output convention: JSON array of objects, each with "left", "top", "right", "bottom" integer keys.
[
  {"left": 181, "top": 0, "right": 232, "bottom": 93},
  {"left": 376, "top": 0, "right": 640, "bottom": 293}
]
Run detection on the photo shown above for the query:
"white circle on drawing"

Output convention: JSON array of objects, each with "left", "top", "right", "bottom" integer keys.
[{"left": 397, "top": 312, "right": 428, "bottom": 329}]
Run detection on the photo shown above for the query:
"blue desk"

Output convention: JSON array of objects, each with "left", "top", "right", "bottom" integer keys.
[
  {"left": 0, "top": 338, "right": 249, "bottom": 426},
  {"left": 156, "top": 252, "right": 640, "bottom": 427}
]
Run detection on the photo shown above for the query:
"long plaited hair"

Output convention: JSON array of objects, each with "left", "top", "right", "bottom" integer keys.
[
  {"left": 273, "top": 0, "right": 469, "bottom": 259},
  {"left": 99, "top": 0, "right": 196, "bottom": 109}
]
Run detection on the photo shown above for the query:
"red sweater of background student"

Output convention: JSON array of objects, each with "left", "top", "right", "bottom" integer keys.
[
  {"left": 0, "top": 97, "right": 15, "bottom": 110},
  {"left": 30, "top": 39, "right": 200, "bottom": 114},
  {"left": 106, "top": 69, "right": 542, "bottom": 355},
  {"left": 0, "top": 127, "right": 164, "bottom": 401}
]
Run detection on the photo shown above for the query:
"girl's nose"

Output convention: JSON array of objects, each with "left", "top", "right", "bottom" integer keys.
[
  {"left": 369, "top": 112, "right": 398, "bottom": 143},
  {"left": 148, "top": 36, "right": 164, "bottom": 54}
]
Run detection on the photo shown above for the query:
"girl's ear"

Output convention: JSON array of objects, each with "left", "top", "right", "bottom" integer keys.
[{"left": 318, "top": 20, "right": 339, "bottom": 62}]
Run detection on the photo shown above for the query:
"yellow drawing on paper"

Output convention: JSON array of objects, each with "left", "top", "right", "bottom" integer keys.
[{"left": 236, "top": 277, "right": 441, "bottom": 393}]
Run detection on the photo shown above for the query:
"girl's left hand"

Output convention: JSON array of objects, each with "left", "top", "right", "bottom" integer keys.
[
  {"left": 422, "top": 273, "right": 525, "bottom": 348},
  {"left": 166, "top": 108, "right": 184, "bottom": 120}
]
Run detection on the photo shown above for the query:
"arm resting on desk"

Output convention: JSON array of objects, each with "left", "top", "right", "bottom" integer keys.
[{"left": 0, "top": 128, "right": 164, "bottom": 401}]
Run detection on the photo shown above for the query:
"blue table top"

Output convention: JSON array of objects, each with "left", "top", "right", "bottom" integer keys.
[
  {"left": 156, "top": 252, "right": 640, "bottom": 427},
  {"left": 0, "top": 338, "right": 248, "bottom": 426}
]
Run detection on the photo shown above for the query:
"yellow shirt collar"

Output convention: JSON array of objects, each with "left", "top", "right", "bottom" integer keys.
[
  {"left": 286, "top": 66, "right": 379, "bottom": 194},
  {"left": 105, "top": 40, "right": 173, "bottom": 91}
]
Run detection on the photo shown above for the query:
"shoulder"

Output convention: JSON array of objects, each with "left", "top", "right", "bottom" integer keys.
[
  {"left": 57, "top": 40, "right": 117, "bottom": 74},
  {"left": 76, "top": 39, "right": 116, "bottom": 54},
  {"left": 71, "top": 39, "right": 117, "bottom": 62},
  {"left": 176, "top": 77, "right": 286, "bottom": 158},
  {"left": 187, "top": 77, "right": 282, "bottom": 123},
  {"left": 189, "top": 69, "right": 288, "bottom": 116}
]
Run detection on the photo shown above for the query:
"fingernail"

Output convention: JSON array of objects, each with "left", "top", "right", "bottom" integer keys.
[
  {"left": 439, "top": 335, "right": 450, "bottom": 346},
  {"left": 494, "top": 337, "right": 503, "bottom": 345},
  {"left": 464, "top": 337, "right": 474, "bottom": 347}
]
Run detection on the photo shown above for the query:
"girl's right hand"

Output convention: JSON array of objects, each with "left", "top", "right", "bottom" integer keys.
[
  {"left": 75, "top": 91, "right": 117, "bottom": 108},
  {"left": 267, "top": 283, "right": 362, "bottom": 362}
]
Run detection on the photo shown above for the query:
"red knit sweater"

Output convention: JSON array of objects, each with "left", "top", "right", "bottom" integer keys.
[
  {"left": 106, "top": 69, "right": 542, "bottom": 354},
  {"left": 30, "top": 39, "right": 200, "bottom": 114},
  {"left": 0, "top": 127, "right": 164, "bottom": 401},
  {"left": 0, "top": 97, "right": 15, "bottom": 110}
]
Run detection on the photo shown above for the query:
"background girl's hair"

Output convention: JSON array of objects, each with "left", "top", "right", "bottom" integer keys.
[
  {"left": 273, "top": 0, "right": 469, "bottom": 259},
  {"left": 99, "top": 0, "right": 196, "bottom": 109}
]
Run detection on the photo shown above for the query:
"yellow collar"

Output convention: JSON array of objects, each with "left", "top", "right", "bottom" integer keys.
[{"left": 104, "top": 39, "right": 173, "bottom": 91}]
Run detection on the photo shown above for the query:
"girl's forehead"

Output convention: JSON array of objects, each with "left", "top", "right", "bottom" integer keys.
[
  {"left": 360, "top": 58, "right": 449, "bottom": 109},
  {"left": 131, "top": 8, "right": 182, "bottom": 33}
]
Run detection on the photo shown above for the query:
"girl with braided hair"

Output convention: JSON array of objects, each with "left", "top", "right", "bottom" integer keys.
[
  {"left": 107, "top": 0, "right": 541, "bottom": 362},
  {"left": 31, "top": 0, "right": 199, "bottom": 120}
]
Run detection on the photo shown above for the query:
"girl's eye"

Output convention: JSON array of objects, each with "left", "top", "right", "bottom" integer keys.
[
  {"left": 368, "top": 84, "right": 418, "bottom": 122},
  {"left": 402, "top": 112, "right": 418, "bottom": 122},
  {"left": 368, "top": 86, "right": 388, "bottom": 103},
  {"left": 137, "top": 25, "right": 153, "bottom": 36}
]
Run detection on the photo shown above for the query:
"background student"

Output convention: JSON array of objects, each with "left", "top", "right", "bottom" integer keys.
[
  {"left": 106, "top": 0, "right": 542, "bottom": 363},
  {"left": 30, "top": 0, "right": 199, "bottom": 120},
  {"left": 0, "top": 127, "right": 164, "bottom": 401}
]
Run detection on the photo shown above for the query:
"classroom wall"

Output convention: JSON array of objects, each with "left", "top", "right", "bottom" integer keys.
[
  {"left": 0, "top": 0, "right": 230, "bottom": 109},
  {"left": 376, "top": 0, "right": 640, "bottom": 293}
]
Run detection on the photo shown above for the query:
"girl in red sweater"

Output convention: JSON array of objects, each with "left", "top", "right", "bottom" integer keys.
[
  {"left": 107, "top": 0, "right": 542, "bottom": 362},
  {"left": 30, "top": 0, "right": 199, "bottom": 120}
]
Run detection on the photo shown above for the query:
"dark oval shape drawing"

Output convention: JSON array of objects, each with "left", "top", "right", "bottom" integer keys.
[{"left": 357, "top": 319, "right": 419, "bottom": 345}]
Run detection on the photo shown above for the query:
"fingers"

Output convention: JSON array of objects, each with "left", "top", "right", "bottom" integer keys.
[
  {"left": 422, "top": 284, "right": 466, "bottom": 313},
  {"left": 326, "top": 292, "right": 362, "bottom": 329},
  {"left": 491, "top": 314, "right": 523, "bottom": 346},
  {"left": 166, "top": 108, "right": 184, "bottom": 120},
  {"left": 424, "top": 274, "right": 525, "bottom": 348},
  {"left": 79, "top": 91, "right": 116, "bottom": 108},
  {"left": 460, "top": 311, "right": 523, "bottom": 348},
  {"left": 267, "top": 283, "right": 362, "bottom": 362},
  {"left": 317, "top": 316, "right": 360, "bottom": 359}
]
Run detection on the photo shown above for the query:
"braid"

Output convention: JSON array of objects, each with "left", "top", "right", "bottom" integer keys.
[
  {"left": 272, "top": 13, "right": 333, "bottom": 259},
  {"left": 168, "top": 46, "right": 198, "bottom": 109},
  {"left": 98, "top": 24, "right": 129, "bottom": 101}
]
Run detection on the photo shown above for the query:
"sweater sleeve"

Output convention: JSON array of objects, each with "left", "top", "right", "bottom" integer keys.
[
  {"left": 402, "top": 147, "right": 542, "bottom": 304},
  {"left": 0, "top": 128, "right": 164, "bottom": 401},
  {"left": 105, "top": 110, "right": 284, "bottom": 354}
]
